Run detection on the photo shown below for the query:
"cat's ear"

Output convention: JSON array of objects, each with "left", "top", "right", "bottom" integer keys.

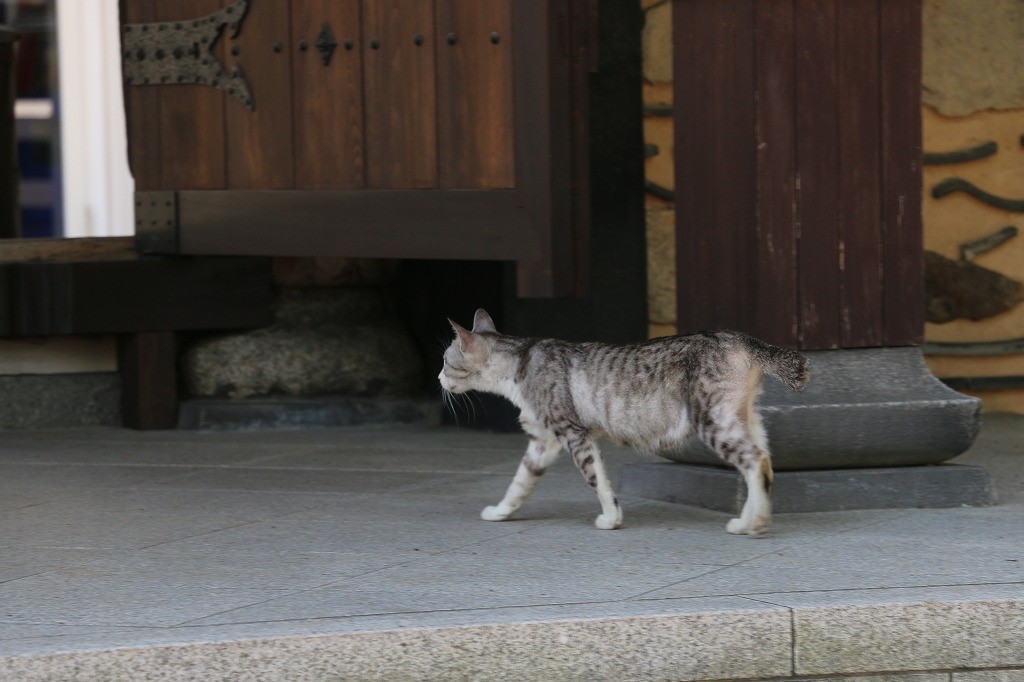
[
  {"left": 472, "top": 308, "right": 497, "bottom": 334},
  {"left": 448, "top": 318, "right": 476, "bottom": 353}
]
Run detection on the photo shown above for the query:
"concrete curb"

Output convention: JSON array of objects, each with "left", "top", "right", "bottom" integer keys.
[{"left": 3, "top": 590, "right": 1021, "bottom": 681}]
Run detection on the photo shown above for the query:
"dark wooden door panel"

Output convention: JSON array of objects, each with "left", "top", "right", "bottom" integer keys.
[
  {"left": 794, "top": 0, "right": 842, "bottom": 349},
  {"left": 436, "top": 0, "right": 515, "bottom": 189},
  {"left": 155, "top": 0, "right": 227, "bottom": 190},
  {"left": 753, "top": 0, "right": 798, "bottom": 348},
  {"left": 837, "top": 0, "right": 882, "bottom": 348},
  {"left": 363, "top": 0, "right": 438, "bottom": 188},
  {"left": 291, "top": 0, "right": 366, "bottom": 189},
  {"left": 225, "top": 0, "right": 293, "bottom": 188}
]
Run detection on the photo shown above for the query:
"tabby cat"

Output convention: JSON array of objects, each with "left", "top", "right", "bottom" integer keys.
[{"left": 439, "top": 309, "right": 809, "bottom": 536}]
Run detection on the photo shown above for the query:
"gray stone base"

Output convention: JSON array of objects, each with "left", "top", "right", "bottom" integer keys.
[
  {"left": 0, "top": 373, "right": 120, "bottom": 429},
  {"left": 667, "top": 347, "right": 982, "bottom": 470},
  {"left": 179, "top": 397, "right": 442, "bottom": 431},
  {"left": 619, "top": 461, "right": 996, "bottom": 514}
]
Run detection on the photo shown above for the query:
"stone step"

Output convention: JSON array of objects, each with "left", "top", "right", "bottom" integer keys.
[
  {"left": 620, "top": 461, "right": 997, "bottom": 513},
  {"left": 2, "top": 587, "right": 1021, "bottom": 681}
]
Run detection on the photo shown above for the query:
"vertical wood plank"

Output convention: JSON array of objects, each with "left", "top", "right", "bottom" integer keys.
[
  {"left": 754, "top": 0, "right": 798, "bottom": 348},
  {"left": 152, "top": 0, "right": 226, "bottom": 189},
  {"left": 121, "top": 0, "right": 162, "bottom": 190},
  {"left": 292, "top": 0, "right": 365, "bottom": 189},
  {"left": 794, "top": 0, "right": 841, "bottom": 349},
  {"left": 118, "top": 331, "right": 178, "bottom": 430},
  {"left": 364, "top": 0, "right": 438, "bottom": 189},
  {"left": 436, "top": 0, "right": 514, "bottom": 189},
  {"left": 567, "top": 0, "right": 593, "bottom": 297},
  {"left": 225, "top": 0, "right": 294, "bottom": 188},
  {"left": 880, "top": 0, "right": 924, "bottom": 346},
  {"left": 836, "top": 0, "right": 882, "bottom": 347},
  {"left": 674, "top": 0, "right": 756, "bottom": 334},
  {"left": 511, "top": 1, "right": 559, "bottom": 297}
]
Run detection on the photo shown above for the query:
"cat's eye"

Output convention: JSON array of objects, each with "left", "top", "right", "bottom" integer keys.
[{"left": 444, "top": 358, "right": 471, "bottom": 376}]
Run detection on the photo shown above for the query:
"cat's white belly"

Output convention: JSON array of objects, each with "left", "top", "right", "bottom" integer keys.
[{"left": 571, "top": 373, "right": 692, "bottom": 450}]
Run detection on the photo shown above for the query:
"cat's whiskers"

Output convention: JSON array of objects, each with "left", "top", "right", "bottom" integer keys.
[{"left": 439, "top": 386, "right": 461, "bottom": 426}]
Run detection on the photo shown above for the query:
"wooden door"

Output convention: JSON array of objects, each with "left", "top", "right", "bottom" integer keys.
[{"left": 121, "top": 0, "right": 593, "bottom": 297}]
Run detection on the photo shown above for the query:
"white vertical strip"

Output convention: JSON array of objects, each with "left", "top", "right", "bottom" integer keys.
[{"left": 56, "top": 0, "right": 135, "bottom": 237}]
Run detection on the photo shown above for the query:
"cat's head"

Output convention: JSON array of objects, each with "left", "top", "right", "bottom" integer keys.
[{"left": 438, "top": 308, "right": 500, "bottom": 394}]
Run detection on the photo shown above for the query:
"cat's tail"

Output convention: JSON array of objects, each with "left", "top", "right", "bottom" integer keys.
[{"left": 742, "top": 335, "right": 809, "bottom": 391}]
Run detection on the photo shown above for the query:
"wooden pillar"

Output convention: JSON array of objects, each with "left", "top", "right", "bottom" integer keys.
[
  {"left": 118, "top": 331, "right": 178, "bottom": 430},
  {"left": 653, "top": 0, "right": 980, "bottom": 496},
  {"left": 673, "top": 0, "right": 923, "bottom": 350}
]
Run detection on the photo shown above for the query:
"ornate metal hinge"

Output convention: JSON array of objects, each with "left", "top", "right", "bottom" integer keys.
[{"left": 122, "top": 0, "right": 254, "bottom": 110}]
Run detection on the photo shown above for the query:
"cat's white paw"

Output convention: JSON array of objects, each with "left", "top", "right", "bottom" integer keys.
[
  {"left": 726, "top": 518, "right": 748, "bottom": 534},
  {"left": 726, "top": 516, "right": 770, "bottom": 536},
  {"left": 594, "top": 512, "right": 622, "bottom": 530},
  {"left": 481, "top": 505, "right": 511, "bottom": 522}
]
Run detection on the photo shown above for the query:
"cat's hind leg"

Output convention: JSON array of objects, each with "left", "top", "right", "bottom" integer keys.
[
  {"left": 481, "top": 433, "right": 561, "bottom": 522},
  {"left": 726, "top": 449, "right": 773, "bottom": 536},
  {"left": 697, "top": 418, "right": 773, "bottom": 536},
  {"left": 561, "top": 427, "right": 623, "bottom": 530}
]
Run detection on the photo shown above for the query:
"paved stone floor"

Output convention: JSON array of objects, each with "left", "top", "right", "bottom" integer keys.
[{"left": 0, "top": 413, "right": 1022, "bottom": 680}]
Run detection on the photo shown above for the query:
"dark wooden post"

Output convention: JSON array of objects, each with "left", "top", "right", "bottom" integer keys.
[
  {"left": 0, "top": 27, "right": 19, "bottom": 239},
  {"left": 673, "top": 0, "right": 924, "bottom": 350},
  {"left": 118, "top": 331, "right": 178, "bottom": 430}
]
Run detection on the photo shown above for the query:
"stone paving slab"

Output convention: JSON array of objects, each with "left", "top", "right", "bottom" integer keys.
[{"left": 0, "top": 414, "right": 1022, "bottom": 680}]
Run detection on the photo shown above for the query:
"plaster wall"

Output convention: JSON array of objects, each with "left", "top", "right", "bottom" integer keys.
[{"left": 921, "top": 1, "right": 1024, "bottom": 413}]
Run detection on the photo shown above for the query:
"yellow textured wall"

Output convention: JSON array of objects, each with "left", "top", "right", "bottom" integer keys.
[
  {"left": 641, "top": 1, "right": 676, "bottom": 338},
  {"left": 921, "top": 0, "right": 1024, "bottom": 413}
]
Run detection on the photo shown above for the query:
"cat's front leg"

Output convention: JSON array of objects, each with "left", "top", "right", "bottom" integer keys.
[
  {"left": 481, "top": 433, "right": 561, "bottom": 522},
  {"left": 562, "top": 428, "right": 623, "bottom": 530}
]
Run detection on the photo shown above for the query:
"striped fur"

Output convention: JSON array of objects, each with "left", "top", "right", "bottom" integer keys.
[{"left": 439, "top": 309, "right": 808, "bottom": 535}]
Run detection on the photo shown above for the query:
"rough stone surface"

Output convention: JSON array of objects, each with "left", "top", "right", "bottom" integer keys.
[
  {"left": 954, "top": 671, "right": 1024, "bottom": 682},
  {"left": 790, "top": 596, "right": 1024, "bottom": 675},
  {"left": 662, "top": 347, "right": 981, "bottom": 470},
  {"left": 646, "top": 207, "right": 676, "bottom": 325},
  {"left": 620, "top": 462, "right": 996, "bottom": 514},
  {"left": 182, "top": 288, "right": 422, "bottom": 400},
  {"left": 768, "top": 676, "right": 949, "bottom": 682},
  {"left": 923, "top": 0, "right": 1024, "bottom": 115},
  {"left": 0, "top": 373, "right": 119, "bottom": 429},
  {"left": 0, "top": 608, "right": 793, "bottom": 682}
]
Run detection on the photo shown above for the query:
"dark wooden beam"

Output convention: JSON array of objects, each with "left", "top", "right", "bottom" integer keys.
[{"left": 1, "top": 256, "right": 272, "bottom": 336}]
